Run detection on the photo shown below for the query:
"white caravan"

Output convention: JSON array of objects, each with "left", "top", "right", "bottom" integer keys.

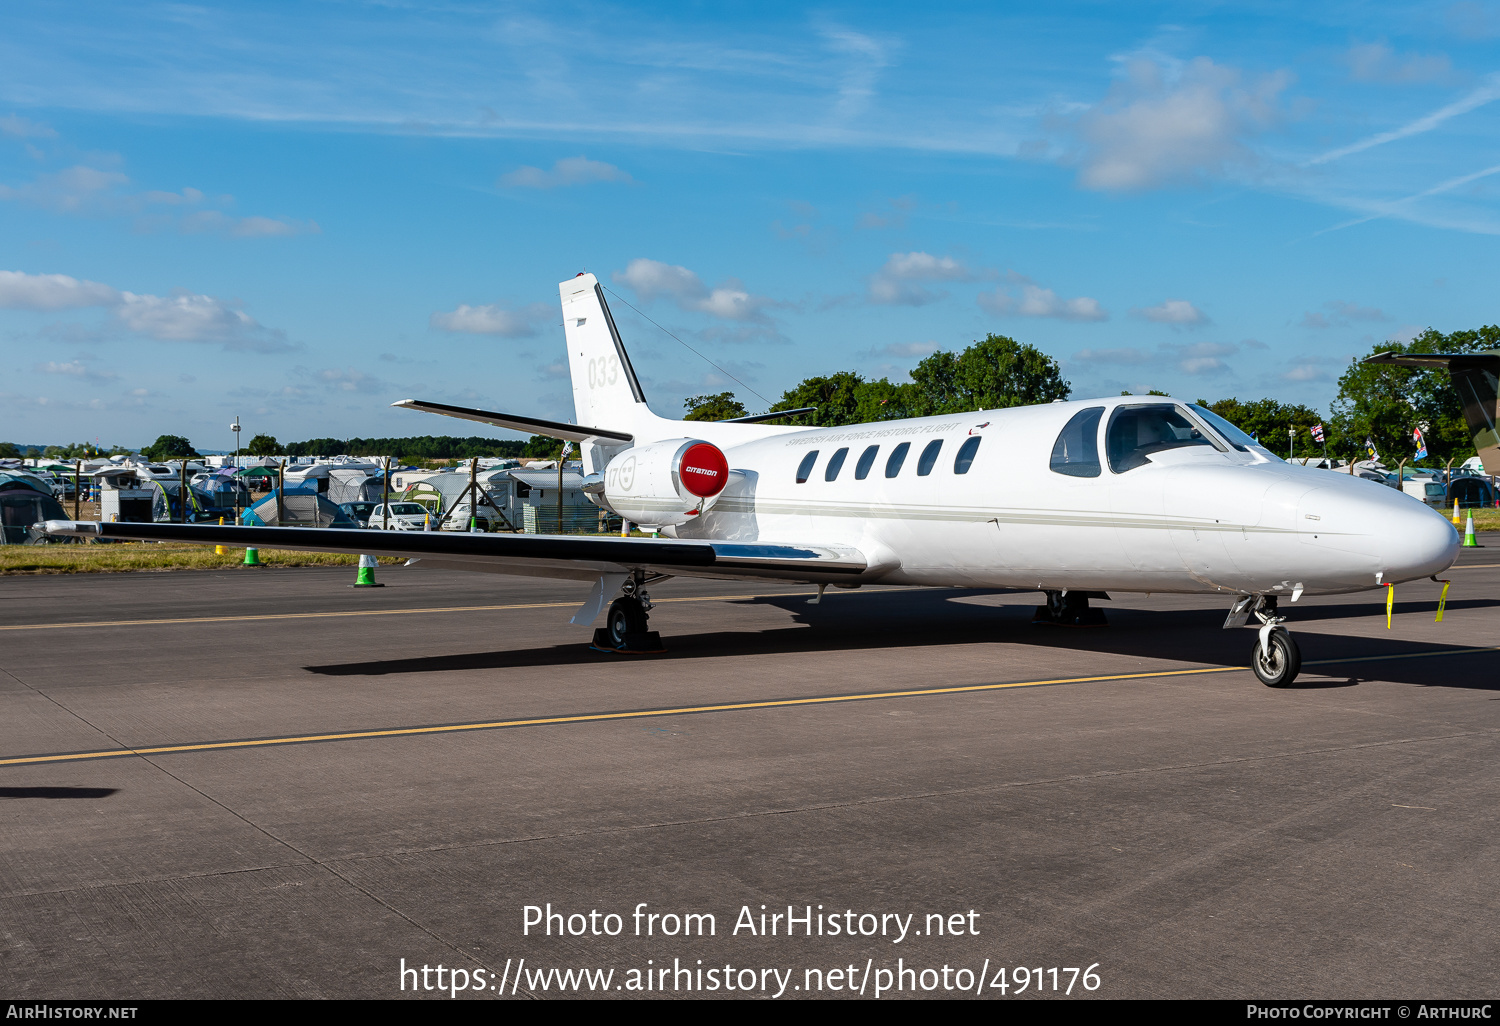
[{"left": 44, "top": 273, "right": 1459, "bottom": 687}]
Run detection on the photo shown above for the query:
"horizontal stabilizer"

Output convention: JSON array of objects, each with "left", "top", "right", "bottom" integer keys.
[
  {"left": 392, "top": 399, "right": 633, "bottom": 444},
  {"left": 37, "top": 522, "right": 868, "bottom": 583}
]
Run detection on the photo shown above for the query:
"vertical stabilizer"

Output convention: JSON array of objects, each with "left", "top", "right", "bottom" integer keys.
[{"left": 561, "top": 274, "right": 648, "bottom": 431}]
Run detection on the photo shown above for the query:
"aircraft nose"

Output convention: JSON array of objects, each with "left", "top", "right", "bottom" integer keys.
[{"left": 1383, "top": 499, "right": 1460, "bottom": 582}]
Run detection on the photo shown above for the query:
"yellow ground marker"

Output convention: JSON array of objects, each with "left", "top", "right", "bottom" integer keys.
[{"left": 4, "top": 645, "right": 1498, "bottom": 768}]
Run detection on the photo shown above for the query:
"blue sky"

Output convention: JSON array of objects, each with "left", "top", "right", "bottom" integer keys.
[{"left": 1, "top": 1, "right": 1497, "bottom": 450}]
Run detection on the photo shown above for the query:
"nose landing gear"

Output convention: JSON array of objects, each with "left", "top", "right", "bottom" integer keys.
[{"left": 1227, "top": 594, "right": 1302, "bottom": 687}]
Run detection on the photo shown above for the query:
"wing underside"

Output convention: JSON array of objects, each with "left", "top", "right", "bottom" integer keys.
[{"left": 40, "top": 521, "right": 868, "bottom": 583}]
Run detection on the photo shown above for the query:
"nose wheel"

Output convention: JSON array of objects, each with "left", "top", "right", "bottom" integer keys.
[{"left": 1251, "top": 626, "right": 1301, "bottom": 687}]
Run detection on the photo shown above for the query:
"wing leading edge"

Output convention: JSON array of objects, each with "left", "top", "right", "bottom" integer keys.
[
  {"left": 39, "top": 521, "right": 868, "bottom": 583},
  {"left": 390, "top": 399, "right": 633, "bottom": 444}
]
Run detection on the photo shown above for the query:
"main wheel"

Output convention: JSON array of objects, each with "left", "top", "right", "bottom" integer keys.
[
  {"left": 605, "top": 597, "right": 649, "bottom": 648},
  {"left": 1251, "top": 627, "right": 1301, "bottom": 688}
]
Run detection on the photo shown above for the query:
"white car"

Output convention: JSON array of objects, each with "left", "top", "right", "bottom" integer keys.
[{"left": 364, "top": 501, "right": 434, "bottom": 530}]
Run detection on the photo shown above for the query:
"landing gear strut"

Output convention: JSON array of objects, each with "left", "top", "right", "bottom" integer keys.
[
  {"left": 1228, "top": 594, "right": 1302, "bottom": 687},
  {"left": 591, "top": 573, "right": 666, "bottom": 655},
  {"left": 1033, "top": 590, "right": 1109, "bottom": 627}
]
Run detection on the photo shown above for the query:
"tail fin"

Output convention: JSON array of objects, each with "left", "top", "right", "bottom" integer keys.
[
  {"left": 561, "top": 274, "right": 649, "bottom": 430},
  {"left": 1365, "top": 350, "right": 1500, "bottom": 473}
]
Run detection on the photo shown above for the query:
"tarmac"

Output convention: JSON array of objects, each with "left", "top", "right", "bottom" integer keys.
[{"left": 2, "top": 538, "right": 1499, "bottom": 999}]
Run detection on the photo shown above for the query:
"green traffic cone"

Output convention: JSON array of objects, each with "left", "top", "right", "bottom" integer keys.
[
  {"left": 1463, "top": 513, "right": 1480, "bottom": 547},
  {"left": 351, "top": 553, "right": 384, "bottom": 587},
  {"left": 243, "top": 547, "right": 263, "bottom": 566}
]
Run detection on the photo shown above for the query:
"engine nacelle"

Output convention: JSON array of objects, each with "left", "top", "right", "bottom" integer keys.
[{"left": 593, "top": 438, "right": 730, "bottom": 527}]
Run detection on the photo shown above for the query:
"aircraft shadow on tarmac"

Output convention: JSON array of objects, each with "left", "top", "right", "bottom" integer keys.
[
  {"left": 304, "top": 588, "right": 1500, "bottom": 692},
  {"left": 0, "top": 787, "right": 118, "bottom": 800}
]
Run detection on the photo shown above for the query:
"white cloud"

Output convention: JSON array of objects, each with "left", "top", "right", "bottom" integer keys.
[
  {"left": 871, "top": 341, "right": 940, "bottom": 358},
  {"left": 115, "top": 291, "right": 290, "bottom": 351},
  {"left": 1135, "top": 298, "right": 1208, "bottom": 325},
  {"left": 868, "top": 252, "right": 981, "bottom": 306},
  {"left": 0, "top": 115, "right": 57, "bottom": 139},
  {"left": 0, "top": 165, "right": 129, "bottom": 214},
  {"left": 1074, "top": 57, "right": 1291, "bottom": 191},
  {"left": 181, "top": 210, "right": 320, "bottom": 237},
  {"left": 34, "top": 358, "right": 117, "bottom": 382},
  {"left": 499, "top": 156, "right": 632, "bottom": 189},
  {"left": 1308, "top": 72, "right": 1500, "bottom": 166},
  {"left": 430, "top": 303, "right": 540, "bottom": 336},
  {"left": 979, "top": 283, "right": 1108, "bottom": 321},
  {"left": 1071, "top": 346, "right": 1152, "bottom": 365},
  {"left": 1300, "top": 300, "right": 1388, "bottom": 328},
  {"left": 1346, "top": 42, "right": 1453, "bottom": 84},
  {"left": 1072, "top": 339, "right": 1241, "bottom": 375},
  {"left": 613, "top": 258, "right": 773, "bottom": 322},
  {"left": 317, "top": 367, "right": 385, "bottom": 393},
  {"left": 0, "top": 270, "right": 119, "bottom": 310},
  {"left": 0, "top": 165, "right": 317, "bottom": 237}
]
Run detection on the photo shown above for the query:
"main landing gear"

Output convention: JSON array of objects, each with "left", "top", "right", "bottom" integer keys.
[
  {"left": 1033, "top": 590, "right": 1109, "bottom": 627},
  {"left": 591, "top": 573, "right": 666, "bottom": 655},
  {"left": 1226, "top": 594, "right": 1302, "bottom": 687}
]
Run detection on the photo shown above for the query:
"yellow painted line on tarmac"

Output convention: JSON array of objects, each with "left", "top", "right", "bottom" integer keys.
[
  {"left": 0, "top": 591, "right": 813, "bottom": 632},
  {"left": 5, "top": 645, "right": 1498, "bottom": 768}
]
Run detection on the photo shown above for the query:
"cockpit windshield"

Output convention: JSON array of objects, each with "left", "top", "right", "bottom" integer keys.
[
  {"left": 1106, "top": 404, "right": 1218, "bottom": 473},
  {"left": 1187, "top": 404, "right": 1277, "bottom": 457}
]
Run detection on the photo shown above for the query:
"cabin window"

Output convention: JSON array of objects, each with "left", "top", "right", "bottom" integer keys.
[
  {"left": 825, "top": 447, "right": 849, "bottom": 482},
  {"left": 1106, "top": 404, "right": 1217, "bottom": 473},
  {"left": 916, "top": 439, "right": 943, "bottom": 476},
  {"left": 796, "top": 450, "right": 819, "bottom": 483},
  {"left": 1050, "top": 407, "right": 1103, "bottom": 478},
  {"left": 885, "top": 441, "right": 910, "bottom": 478},
  {"left": 954, "top": 436, "right": 981, "bottom": 474},
  {"left": 854, "top": 445, "right": 879, "bottom": 480},
  {"left": 515, "top": 481, "right": 531, "bottom": 498}
]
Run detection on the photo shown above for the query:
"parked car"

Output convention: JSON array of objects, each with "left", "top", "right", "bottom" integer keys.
[
  {"left": 338, "top": 501, "right": 379, "bottom": 527},
  {"left": 364, "top": 502, "right": 433, "bottom": 530}
]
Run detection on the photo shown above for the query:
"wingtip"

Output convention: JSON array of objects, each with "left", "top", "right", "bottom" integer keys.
[{"left": 391, "top": 398, "right": 417, "bottom": 408}]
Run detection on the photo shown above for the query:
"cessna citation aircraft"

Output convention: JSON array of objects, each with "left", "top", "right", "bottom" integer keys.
[{"left": 43, "top": 273, "right": 1460, "bottom": 687}]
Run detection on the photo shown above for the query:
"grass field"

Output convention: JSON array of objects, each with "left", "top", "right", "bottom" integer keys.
[{"left": 0, "top": 543, "right": 408, "bottom": 575}]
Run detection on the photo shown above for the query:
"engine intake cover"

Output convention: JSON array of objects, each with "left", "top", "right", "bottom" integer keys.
[{"left": 601, "top": 438, "right": 730, "bottom": 527}]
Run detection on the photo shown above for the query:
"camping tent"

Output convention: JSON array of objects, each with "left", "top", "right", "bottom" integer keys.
[
  {"left": 0, "top": 474, "right": 67, "bottom": 544},
  {"left": 241, "top": 489, "right": 357, "bottom": 528}
]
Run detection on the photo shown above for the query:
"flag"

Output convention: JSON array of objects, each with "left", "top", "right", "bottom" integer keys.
[
  {"left": 1365, "top": 437, "right": 1379, "bottom": 461},
  {"left": 1311, "top": 423, "right": 1324, "bottom": 443},
  {"left": 1413, "top": 426, "right": 1428, "bottom": 460}
]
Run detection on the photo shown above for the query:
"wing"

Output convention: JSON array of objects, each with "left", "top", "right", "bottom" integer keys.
[
  {"left": 391, "top": 398, "right": 632, "bottom": 445},
  {"left": 39, "top": 521, "right": 867, "bottom": 583}
]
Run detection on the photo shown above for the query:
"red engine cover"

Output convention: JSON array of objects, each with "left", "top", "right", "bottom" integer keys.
[{"left": 678, "top": 442, "right": 730, "bottom": 498}]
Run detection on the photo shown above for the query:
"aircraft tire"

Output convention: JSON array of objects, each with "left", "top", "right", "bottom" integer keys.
[
  {"left": 1251, "top": 627, "right": 1301, "bottom": 688},
  {"left": 606, "top": 597, "right": 649, "bottom": 648}
]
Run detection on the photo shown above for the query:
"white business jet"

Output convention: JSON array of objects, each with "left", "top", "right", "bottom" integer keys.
[{"left": 43, "top": 273, "right": 1459, "bottom": 687}]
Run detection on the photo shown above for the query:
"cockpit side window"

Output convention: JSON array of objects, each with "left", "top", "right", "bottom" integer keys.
[
  {"left": 796, "top": 450, "right": 819, "bottom": 483},
  {"left": 825, "top": 447, "right": 849, "bottom": 481},
  {"left": 1106, "top": 404, "right": 1217, "bottom": 473},
  {"left": 1050, "top": 407, "right": 1103, "bottom": 478}
]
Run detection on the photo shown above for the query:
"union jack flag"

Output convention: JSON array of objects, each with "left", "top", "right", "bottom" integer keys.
[{"left": 1311, "top": 423, "right": 1324, "bottom": 443}]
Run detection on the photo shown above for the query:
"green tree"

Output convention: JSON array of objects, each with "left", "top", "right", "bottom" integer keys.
[
  {"left": 770, "top": 371, "right": 867, "bottom": 426},
  {"left": 1329, "top": 326, "right": 1500, "bottom": 465},
  {"left": 0, "top": 442, "right": 19, "bottom": 459},
  {"left": 851, "top": 378, "right": 923, "bottom": 422},
  {"left": 523, "top": 434, "right": 561, "bottom": 458},
  {"left": 1195, "top": 398, "right": 1325, "bottom": 458},
  {"left": 246, "top": 434, "right": 281, "bottom": 456},
  {"left": 141, "top": 434, "right": 199, "bottom": 461},
  {"left": 683, "top": 392, "right": 749, "bottom": 421},
  {"left": 909, "top": 334, "right": 1070, "bottom": 415}
]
